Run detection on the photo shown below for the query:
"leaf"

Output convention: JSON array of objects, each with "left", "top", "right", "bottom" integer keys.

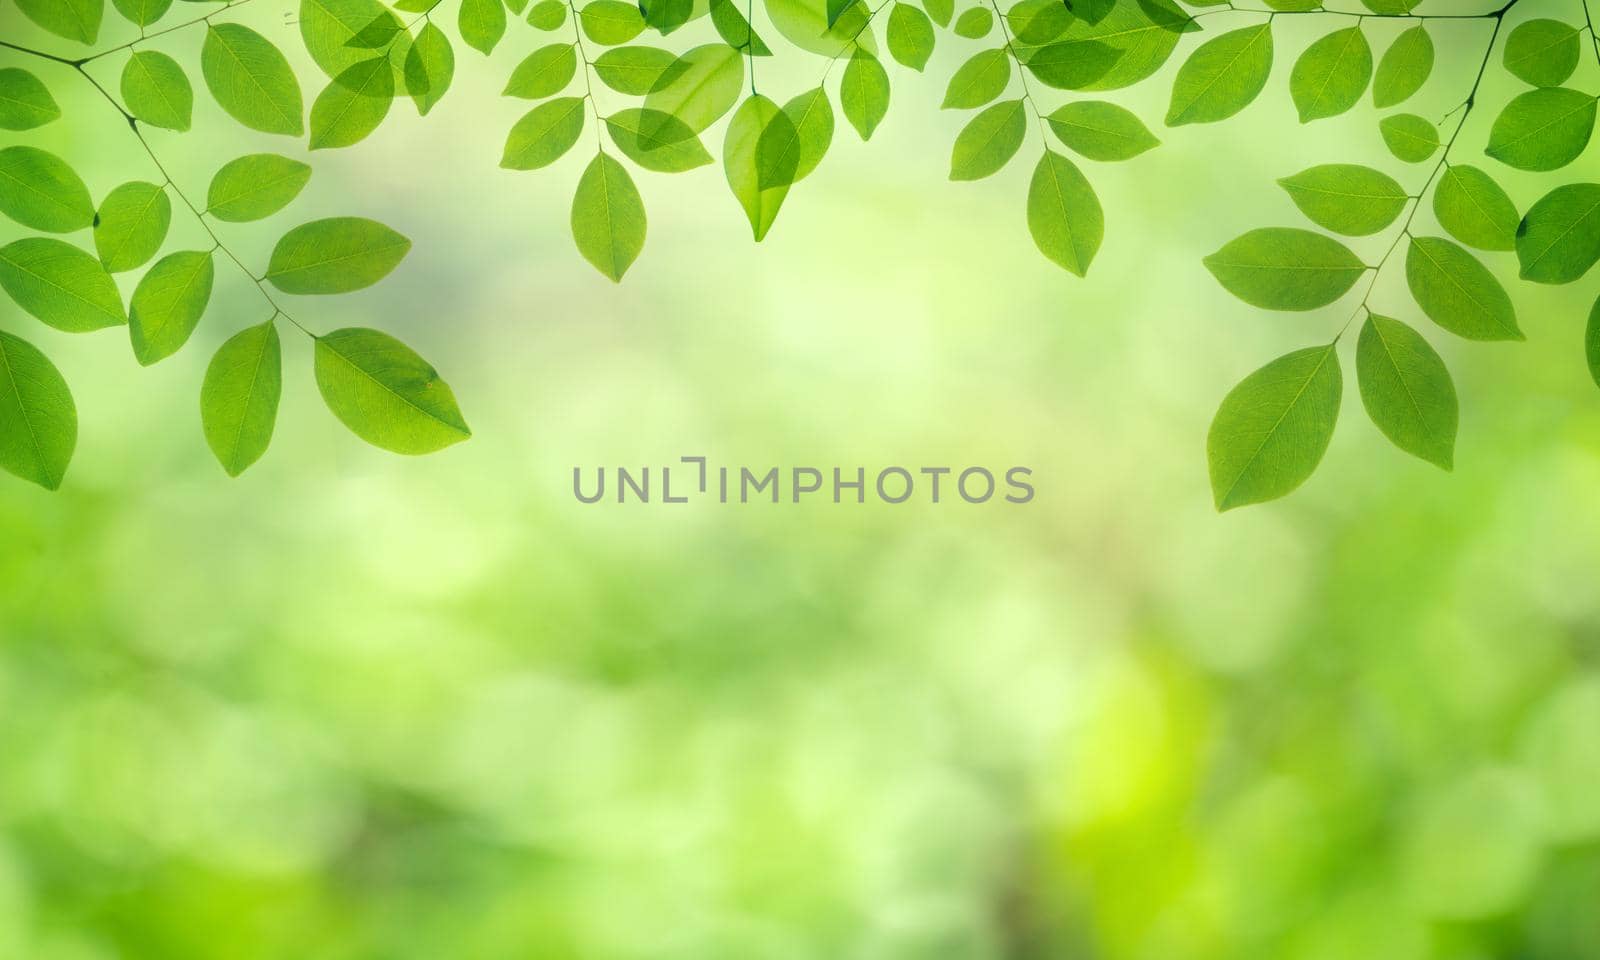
[
  {"left": 1059, "top": 0, "right": 1196, "bottom": 93},
  {"left": 571, "top": 153, "right": 646, "bottom": 280},
  {"left": 1276, "top": 164, "right": 1407, "bottom": 236},
  {"left": 606, "top": 108, "right": 713, "bottom": 172},
  {"left": 93, "top": 180, "right": 171, "bottom": 273},
  {"left": 1485, "top": 87, "right": 1597, "bottom": 172},
  {"left": 1023, "top": 39, "right": 1121, "bottom": 91},
  {"left": 0, "top": 145, "right": 94, "bottom": 233},
  {"left": 1379, "top": 112, "right": 1438, "bottom": 163},
  {"left": 201, "top": 321, "right": 281, "bottom": 476},
  {"left": 827, "top": 0, "right": 859, "bottom": 28},
  {"left": 1357, "top": 313, "right": 1456, "bottom": 469},
  {"left": 0, "top": 330, "right": 75, "bottom": 490},
  {"left": 841, "top": 50, "right": 890, "bottom": 141},
  {"left": 1166, "top": 24, "right": 1273, "bottom": 127},
  {"left": 112, "top": 0, "right": 171, "bottom": 27},
  {"left": 201, "top": 24, "right": 305, "bottom": 136},
  {"left": 954, "top": 7, "right": 991, "bottom": 38},
  {"left": 949, "top": 99, "right": 1026, "bottom": 181},
  {"left": 641, "top": 44, "right": 744, "bottom": 134},
  {"left": 1045, "top": 101, "right": 1159, "bottom": 161},
  {"left": 1588, "top": 294, "right": 1600, "bottom": 389},
  {"left": 309, "top": 57, "right": 394, "bottom": 150},
  {"left": 0, "top": 69, "right": 60, "bottom": 131},
  {"left": 1289, "top": 26, "right": 1371, "bottom": 123},
  {"left": 1504, "top": 19, "right": 1581, "bottom": 88},
  {"left": 594, "top": 46, "right": 684, "bottom": 95},
  {"left": 725, "top": 94, "right": 792, "bottom": 242},
  {"left": 129, "top": 250, "right": 214, "bottom": 365},
  {"left": 301, "top": 0, "right": 411, "bottom": 82},
  {"left": 1433, "top": 164, "right": 1518, "bottom": 252},
  {"left": 709, "top": 0, "right": 772, "bottom": 55},
  {"left": 14, "top": 0, "right": 102, "bottom": 44},
  {"left": 500, "top": 97, "right": 586, "bottom": 170},
  {"left": 344, "top": 13, "right": 402, "bottom": 48},
  {"left": 121, "top": 51, "right": 192, "bottom": 131},
  {"left": 265, "top": 217, "right": 411, "bottom": 294},
  {"left": 640, "top": 0, "right": 693, "bottom": 33},
  {"left": 922, "top": 0, "right": 952, "bottom": 28},
  {"left": 460, "top": 0, "right": 508, "bottom": 53},
  {"left": 1007, "top": 0, "right": 1070, "bottom": 44},
  {"left": 753, "top": 100, "right": 802, "bottom": 191},
  {"left": 1027, "top": 150, "right": 1103, "bottom": 276},
  {"left": 404, "top": 21, "right": 454, "bottom": 116},
  {"left": 314, "top": 327, "right": 471, "bottom": 455},
  {"left": 504, "top": 44, "right": 577, "bottom": 99},
  {"left": 1516, "top": 183, "right": 1600, "bottom": 285},
  {"left": 579, "top": 0, "right": 646, "bottom": 44},
  {"left": 206, "top": 154, "right": 312, "bottom": 222},
  {"left": 1361, "top": 0, "right": 1418, "bottom": 11},
  {"left": 782, "top": 87, "right": 834, "bottom": 183},
  {"left": 527, "top": 0, "right": 566, "bottom": 28},
  {"left": 887, "top": 2, "right": 936, "bottom": 72},
  {"left": 1207, "top": 345, "right": 1341, "bottom": 511},
  {"left": 1373, "top": 25, "right": 1432, "bottom": 108},
  {"left": 943, "top": 49, "right": 1011, "bottom": 110},
  {"left": 0, "top": 238, "right": 126, "bottom": 332},
  {"left": 1204, "top": 228, "right": 1366, "bottom": 310},
  {"left": 1405, "top": 235, "right": 1521, "bottom": 341}
]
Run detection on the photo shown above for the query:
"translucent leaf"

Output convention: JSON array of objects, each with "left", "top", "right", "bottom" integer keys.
[
  {"left": 0, "top": 145, "right": 94, "bottom": 233},
  {"left": 1405, "top": 235, "right": 1521, "bottom": 341},
  {"left": 1433, "top": 164, "right": 1517, "bottom": 252},
  {"left": 504, "top": 44, "right": 577, "bottom": 99},
  {"left": 1516, "top": 183, "right": 1600, "bottom": 285},
  {"left": 710, "top": 0, "right": 772, "bottom": 55},
  {"left": 309, "top": 57, "right": 394, "bottom": 150},
  {"left": 527, "top": 0, "right": 566, "bottom": 28},
  {"left": 594, "top": 46, "right": 685, "bottom": 95},
  {"left": 404, "top": 21, "right": 454, "bottom": 116},
  {"left": 122, "top": 51, "right": 193, "bottom": 132},
  {"left": 943, "top": 48, "right": 1010, "bottom": 110},
  {"left": 641, "top": 44, "right": 743, "bottom": 134},
  {"left": 207, "top": 154, "right": 312, "bottom": 222},
  {"left": 1485, "top": 88, "right": 1597, "bottom": 172},
  {"left": 1027, "top": 150, "right": 1103, "bottom": 277},
  {"left": 1357, "top": 313, "right": 1456, "bottom": 469},
  {"left": 1023, "top": 39, "right": 1120, "bottom": 91},
  {"left": 949, "top": 98, "right": 1025, "bottom": 181},
  {"left": 1588, "top": 294, "right": 1600, "bottom": 389},
  {"left": 460, "top": 0, "right": 508, "bottom": 53},
  {"left": 1167, "top": 24, "right": 1273, "bottom": 126},
  {"left": 14, "top": 0, "right": 102, "bottom": 44},
  {"left": 112, "top": 0, "right": 171, "bottom": 26},
  {"left": 129, "top": 250, "right": 213, "bottom": 365},
  {"left": 782, "top": 87, "right": 833, "bottom": 183},
  {"left": 0, "top": 330, "right": 75, "bottom": 490},
  {"left": 1045, "top": 101, "right": 1159, "bottom": 161},
  {"left": 500, "top": 97, "right": 587, "bottom": 170},
  {"left": 725, "top": 94, "right": 792, "bottom": 241},
  {"left": 1373, "top": 25, "right": 1432, "bottom": 108},
  {"left": 841, "top": 50, "right": 889, "bottom": 141},
  {"left": 1007, "top": 0, "right": 1070, "bottom": 44},
  {"left": 606, "top": 108, "right": 713, "bottom": 172},
  {"left": 887, "top": 3, "right": 935, "bottom": 72},
  {"left": 953, "top": 7, "right": 991, "bottom": 38},
  {"left": 314, "top": 328, "right": 471, "bottom": 455},
  {"left": 344, "top": 13, "right": 402, "bottom": 48},
  {"left": 0, "top": 69, "right": 60, "bottom": 131},
  {"left": 1052, "top": 0, "right": 1193, "bottom": 92},
  {"left": 1207, "top": 345, "right": 1341, "bottom": 511},
  {"left": 580, "top": 0, "right": 646, "bottom": 44},
  {"left": 201, "top": 24, "right": 305, "bottom": 136},
  {"left": 1504, "top": 19, "right": 1580, "bottom": 88},
  {"left": 301, "top": 0, "right": 410, "bottom": 81},
  {"left": 1289, "top": 26, "right": 1371, "bottom": 123},
  {"left": 265, "top": 217, "right": 411, "bottom": 295},
  {"left": 754, "top": 103, "right": 802, "bottom": 191},
  {"left": 571, "top": 153, "right": 647, "bottom": 280},
  {"left": 641, "top": 0, "right": 694, "bottom": 34},
  {"left": 94, "top": 181, "right": 170, "bottom": 273},
  {"left": 1204, "top": 228, "right": 1366, "bottom": 310},
  {"left": 202, "top": 321, "right": 281, "bottom": 476},
  {"left": 826, "top": 0, "right": 860, "bottom": 29},
  {"left": 0, "top": 238, "right": 126, "bottom": 332},
  {"left": 1276, "top": 164, "right": 1407, "bottom": 236},
  {"left": 922, "top": 0, "right": 952, "bottom": 28},
  {"left": 1360, "top": 0, "right": 1418, "bottom": 11},
  {"left": 1265, "top": 0, "right": 1317, "bottom": 9},
  {"left": 1379, "top": 112, "right": 1438, "bottom": 163}
]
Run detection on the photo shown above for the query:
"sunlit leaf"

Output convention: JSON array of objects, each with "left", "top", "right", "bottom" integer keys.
[
  {"left": 1208, "top": 344, "right": 1341, "bottom": 511},
  {"left": 461, "top": 0, "right": 509, "bottom": 53},
  {"left": 1433, "top": 164, "right": 1517, "bottom": 252},
  {"left": 641, "top": 44, "right": 743, "bottom": 134},
  {"left": 1504, "top": 19, "right": 1580, "bottom": 88},
  {"left": 1167, "top": 24, "right": 1273, "bottom": 126},
  {"left": 1053, "top": 0, "right": 1194, "bottom": 93},
  {"left": 1373, "top": 25, "right": 1431, "bottom": 108},
  {"left": 571, "top": 152, "right": 646, "bottom": 279},
  {"left": 265, "top": 217, "right": 411, "bottom": 294},
  {"left": 0, "top": 238, "right": 126, "bottom": 332},
  {"left": 782, "top": 86, "right": 833, "bottom": 183},
  {"left": 14, "top": 0, "right": 101, "bottom": 45},
  {"left": 527, "top": 0, "right": 566, "bottom": 28},
  {"left": 504, "top": 43, "right": 577, "bottom": 99},
  {"left": 1204, "top": 228, "right": 1366, "bottom": 310},
  {"left": 954, "top": 6, "right": 991, "bottom": 38},
  {"left": 1405, "top": 235, "right": 1521, "bottom": 340},
  {"left": 404, "top": 22, "right": 454, "bottom": 116},
  {"left": 594, "top": 46, "right": 685, "bottom": 95},
  {"left": 129, "top": 250, "right": 213, "bottom": 365},
  {"left": 887, "top": 2, "right": 935, "bottom": 72},
  {"left": 606, "top": 108, "right": 713, "bottom": 172},
  {"left": 314, "top": 327, "right": 471, "bottom": 454},
  {"left": 1027, "top": 150, "right": 1103, "bottom": 277},
  {"left": 206, "top": 154, "right": 312, "bottom": 222},
  {"left": 201, "top": 320, "right": 281, "bottom": 476},
  {"left": 121, "top": 51, "right": 192, "bottom": 131},
  {"left": 641, "top": 0, "right": 693, "bottom": 34},
  {"left": 1024, "top": 39, "right": 1120, "bottom": 90},
  {"left": 1357, "top": 313, "right": 1456, "bottom": 469},
  {"left": 1380, "top": 112, "right": 1438, "bottom": 163},
  {"left": 1007, "top": 0, "right": 1070, "bottom": 44},
  {"left": 1587, "top": 294, "right": 1600, "bottom": 389},
  {"left": 1045, "top": 101, "right": 1159, "bottom": 161},
  {"left": 710, "top": 0, "right": 772, "bottom": 54},
  {"left": 725, "top": 94, "right": 791, "bottom": 241},
  {"left": 922, "top": 0, "right": 951, "bottom": 27},
  {"left": 1277, "top": 164, "right": 1407, "bottom": 236},
  {"left": 1516, "top": 183, "right": 1600, "bottom": 285},
  {"left": 949, "top": 98, "right": 1025, "bottom": 181},
  {"left": 943, "top": 48, "right": 1010, "bottom": 110},
  {"left": 0, "top": 69, "right": 60, "bottom": 131},
  {"left": 309, "top": 57, "right": 394, "bottom": 150},
  {"left": 1485, "top": 87, "right": 1597, "bottom": 172},
  {"left": 112, "top": 0, "right": 171, "bottom": 27},
  {"left": 500, "top": 97, "right": 587, "bottom": 170},
  {"left": 93, "top": 180, "right": 170, "bottom": 273},
  {"left": 580, "top": 0, "right": 646, "bottom": 44},
  {"left": 841, "top": 49, "right": 889, "bottom": 141},
  {"left": 301, "top": 0, "right": 410, "bottom": 81},
  {"left": 202, "top": 23, "right": 305, "bottom": 136},
  {"left": 0, "top": 145, "right": 94, "bottom": 233},
  {"left": 0, "top": 330, "right": 75, "bottom": 490},
  {"left": 1289, "top": 26, "right": 1371, "bottom": 123}
]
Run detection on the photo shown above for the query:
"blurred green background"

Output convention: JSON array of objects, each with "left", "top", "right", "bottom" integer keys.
[{"left": 3, "top": 0, "right": 1600, "bottom": 956}]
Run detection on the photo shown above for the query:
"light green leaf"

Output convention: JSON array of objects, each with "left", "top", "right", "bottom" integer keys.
[
  {"left": 1007, "top": 0, "right": 1070, "bottom": 44},
  {"left": 1277, "top": 164, "right": 1407, "bottom": 236},
  {"left": 783, "top": 87, "right": 834, "bottom": 183},
  {"left": 922, "top": 0, "right": 951, "bottom": 28},
  {"left": 93, "top": 181, "right": 170, "bottom": 273},
  {"left": 129, "top": 250, "right": 213, "bottom": 365},
  {"left": 309, "top": 57, "right": 394, "bottom": 150},
  {"left": 949, "top": 98, "right": 1026, "bottom": 181},
  {"left": 1045, "top": 101, "right": 1159, "bottom": 161},
  {"left": 1373, "top": 25, "right": 1432, "bottom": 108},
  {"left": 1433, "top": 164, "right": 1517, "bottom": 251},
  {"left": 1504, "top": 19, "right": 1580, "bottom": 88},
  {"left": 954, "top": 7, "right": 991, "bottom": 38},
  {"left": 841, "top": 49, "right": 890, "bottom": 141},
  {"left": 1516, "top": 183, "right": 1600, "bottom": 285},
  {"left": 641, "top": 44, "right": 743, "bottom": 134},
  {"left": 1380, "top": 112, "right": 1438, "bottom": 163},
  {"left": 265, "top": 217, "right": 411, "bottom": 294},
  {"left": 725, "top": 95, "right": 792, "bottom": 241},
  {"left": 1357, "top": 313, "right": 1456, "bottom": 470},
  {"left": 710, "top": 0, "right": 771, "bottom": 55},
  {"left": 1023, "top": 39, "right": 1120, "bottom": 91},
  {"left": 887, "top": 3, "right": 935, "bottom": 72},
  {"left": 500, "top": 97, "right": 587, "bottom": 170},
  {"left": 202, "top": 23, "right": 305, "bottom": 136},
  {"left": 344, "top": 13, "right": 403, "bottom": 48},
  {"left": 314, "top": 327, "right": 471, "bottom": 455},
  {"left": 1204, "top": 228, "right": 1366, "bottom": 310},
  {"left": 14, "top": 0, "right": 101, "bottom": 44},
  {"left": 606, "top": 108, "right": 713, "bottom": 172},
  {"left": 770, "top": 0, "right": 873, "bottom": 54},
  {"left": 1167, "top": 24, "right": 1273, "bottom": 127},
  {"left": 1406, "top": 235, "right": 1521, "bottom": 341},
  {"left": 753, "top": 101, "right": 802, "bottom": 192},
  {"left": 571, "top": 152, "right": 646, "bottom": 280},
  {"left": 461, "top": 0, "right": 508, "bottom": 53},
  {"left": 1208, "top": 345, "right": 1342, "bottom": 511},
  {"left": 943, "top": 49, "right": 1011, "bottom": 110},
  {"left": 0, "top": 145, "right": 94, "bottom": 233},
  {"left": 594, "top": 46, "right": 683, "bottom": 95},
  {"left": 0, "top": 69, "right": 60, "bottom": 131},
  {"left": 504, "top": 44, "right": 577, "bottom": 99},
  {"left": 112, "top": 0, "right": 171, "bottom": 27},
  {"left": 0, "top": 330, "right": 75, "bottom": 490},
  {"left": 640, "top": 0, "right": 693, "bottom": 33},
  {"left": 1027, "top": 150, "right": 1103, "bottom": 277},
  {"left": 0, "top": 238, "right": 126, "bottom": 332},
  {"left": 404, "top": 21, "right": 454, "bottom": 116},
  {"left": 121, "top": 50, "right": 192, "bottom": 131},
  {"left": 580, "top": 0, "right": 645, "bottom": 44},
  {"left": 207, "top": 154, "right": 312, "bottom": 222},
  {"left": 202, "top": 321, "right": 281, "bottom": 476},
  {"left": 1485, "top": 87, "right": 1597, "bottom": 172},
  {"left": 1290, "top": 26, "right": 1371, "bottom": 123},
  {"left": 827, "top": 0, "right": 859, "bottom": 29},
  {"left": 1051, "top": 0, "right": 1194, "bottom": 92},
  {"left": 527, "top": 0, "right": 566, "bottom": 28},
  {"left": 301, "top": 0, "right": 410, "bottom": 81}
]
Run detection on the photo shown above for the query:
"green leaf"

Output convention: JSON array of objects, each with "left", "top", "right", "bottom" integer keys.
[
  {"left": 1167, "top": 24, "right": 1273, "bottom": 127},
  {"left": 0, "top": 238, "right": 126, "bottom": 332},
  {"left": 827, "top": 0, "right": 859, "bottom": 29},
  {"left": 1587, "top": 294, "right": 1600, "bottom": 389},
  {"left": 309, "top": 57, "right": 394, "bottom": 150},
  {"left": 1289, "top": 26, "right": 1371, "bottom": 123},
  {"left": 0, "top": 145, "right": 94, "bottom": 233},
  {"left": 121, "top": 50, "right": 192, "bottom": 132},
  {"left": 887, "top": 3, "right": 936, "bottom": 72},
  {"left": 500, "top": 97, "right": 587, "bottom": 170},
  {"left": 1277, "top": 164, "right": 1407, "bottom": 236},
  {"left": 753, "top": 101, "right": 802, "bottom": 192},
  {"left": 14, "top": 0, "right": 102, "bottom": 44},
  {"left": 1027, "top": 150, "right": 1103, "bottom": 276},
  {"left": 641, "top": 44, "right": 743, "bottom": 135},
  {"left": 1485, "top": 87, "right": 1597, "bottom": 172},
  {"left": 606, "top": 108, "right": 713, "bottom": 172},
  {"left": 571, "top": 152, "right": 646, "bottom": 279},
  {"left": 1516, "top": 183, "right": 1600, "bottom": 285},
  {"left": 640, "top": 0, "right": 693, "bottom": 33},
  {"left": 841, "top": 50, "right": 890, "bottom": 141},
  {"left": 1045, "top": 101, "right": 1159, "bottom": 161},
  {"left": 206, "top": 154, "right": 312, "bottom": 223},
  {"left": 1504, "top": 19, "right": 1580, "bottom": 88},
  {"left": 1007, "top": 0, "right": 1070, "bottom": 44},
  {"left": 594, "top": 46, "right": 684, "bottom": 95},
  {"left": 709, "top": 0, "right": 772, "bottom": 55},
  {"left": 300, "top": 0, "right": 410, "bottom": 81},
  {"left": 460, "top": 0, "right": 508, "bottom": 53},
  {"left": 93, "top": 181, "right": 170, "bottom": 273},
  {"left": 1373, "top": 25, "right": 1432, "bottom": 108},
  {"left": 201, "top": 321, "right": 281, "bottom": 476},
  {"left": 1208, "top": 345, "right": 1341, "bottom": 511},
  {"left": 922, "top": 0, "right": 951, "bottom": 28},
  {"left": 1379, "top": 112, "right": 1438, "bottom": 163},
  {"left": 0, "top": 68, "right": 60, "bottom": 131},
  {"left": 1023, "top": 39, "right": 1121, "bottom": 91},
  {"left": 1433, "top": 164, "right": 1517, "bottom": 252},
  {"left": 265, "top": 217, "right": 411, "bottom": 294},
  {"left": 783, "top": 87, "right": 834, "bottom": 183},
  {"left": 344, "top": 13, "right": 403, "bottom": 48},
  {"left": 954, "top": 7, "right": 991, "bottom": 38},
  {"left": 404, "top": 21, "right": 454, "bottom": 116},
  {"left": 1360, "top": 0, "right": 1418, "bottom": 11},
  {"left": 1204, "top": 228, "right": 1366, "bottom": 310},
  {"left": 112, "top": 0, "right": 171, "bottom": 27},
  {"left": 504, "top": 44, "right": 577, "bottom": 99},
  {"left": 580, "top": 0, "right": 645, "bottom": 44},
  {"left": 314, "top": 327, "right": 471, "bottom": 455},
  {"left": 949, "top": 98, "right": 1026, "bottom": 181},
  {"left": 202, "top": 23, "right": 305, "bottom": 136},
  {"left": 1356, "top": 313, "right": 1456, "bottom": 470},
  {"left": 0, "top": 330, "right": 75, "bottom": 490},
  {"left": 1054, "top": 0, "right": 1196, "bottom": 93},
  {"left": 1405, "top": 235, "right": 1521, "bottom": 341},
  {"left": 944, "top": 49, "right": 1011, "bottom": 110},
  {"left": 527, "top": 0, "right": 566, "bottom": 28},
  {"left": 129, "top": 250, "right": 214, "bottom": 365},
  {"left": 725, "top": 95, "right": 792, "bottom": 241}
]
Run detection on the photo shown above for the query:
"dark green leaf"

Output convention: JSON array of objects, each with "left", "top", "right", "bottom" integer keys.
[
  {"left": 1023, "top": 39, "right": 1120, "bottom": 91},
  {"left": 94, "top": 181, "right": 170, "bottom": 273},
  {"left": 887, "top": 2, "right": 936, "bottom": 72},
  {"left": 580, "top": 0, "right": 645, "bottom": 44},
  {"left": 1405, "top": 235, "right": 1521, "bottom": 340},
  {"left": 1007, "top": 0, "right": 1070, "bottom": 44},
  {"left": 344, "top": 13, "right": 402, "bottom": 48},
  {"left": 0, "top": 145, "right": 94, "bottom": 233},
  {"left": 1277, "top": 164, "right": 1407, "bottom": 236},
  {"left": 500, "top": 97, "right": 586, "bottom": 170},
  {"left": 1049, "top": 0, "right": 1195, "bottom": 93},
  {"left": 1289, "top": 26, "right": 1371, "bottom": 123},
  {"left": 1027, "top": 150, "right": 1103, "bottom": 276},
  {"left": 1357, "top": 313, "right": 1455, "bottom": 469},
  {"left": 1485, "top": 87, "right": 1597, "bottom": 172},
  {"left": 949, "top": 98, "right": 1026, "bottom": 181},
  {"left": 14, "top": 0, "right": 101, "bottom": 44},
  {"left": 201, "top": 24, "right": 305, "bottom": 136},
  {"left": 943, "top": 49, "right": 1011, "bottom": 110},
  {"left": 129, "top": 250, "right": 213, "bottom": 365},
  {"left": 1208, "top": 345, "right": 1341, "bottom": 511},
  {"left": 202, "top": 321, "right": 281, "bottom": 476},
  {"left": 206, "top": 154, "right": 312, "bottom": 222},
  {"left": 504, "top": 43, "right": 577, "bottom": 99},
  {"left": 461, "top": 0, "right": 508, "bottom": 53},
  {"left": 607, "top": 108, "right": 713, "bottom": 172},
  {"left": 0, "top": 238, "right": 126, "bottom": 332},
  {"left": 1504, "top": 19, "right": 1580, "bottom": 88},
  {"left": 309, "top": 57, "right": 394, "bottom": 150},
  {"left": 121, "top": 50, "right": 192, "bottom": 131},
  {"left": 1380, "top": 112, "right": 1438, "bottom": 163},
  {"left": 1045, "top": 101, "right": 1159, "bottom": 161},
  {"left": 571, "top": 153, "right": 646, "bottom": 279},
  {"left": 954, "top": 6, "right": 991, "bottom": 38},
  {"left": 1361, "top": 0, "right": 1419, "bottom": 11},
  {"left": 781, "top": 86, "right": 834, "bottom": 183},
  {"left": 265, "top": 217, "right": 411, "bottom": 294},
  {"left": 404, "top": 21, "right": 454, "bottom": 115},
  {"left": 0, "top": 69, "right": 60, "bottom": 131},
  {"left": 1433, "top": 164, "right": 1518, "bottom": 252},
  {"left": 1204, "top": 228, "right": 1366, "bottom": 310},
  {"left": 1516, "top": 183, "right": 1600, "bottom": 285},
  {"left": 1373, "top": 25, "right": 1432, "bottom": 108},
  {"left": 1587, "top": 294, "right": 1600, "bottom": 389},
  {"left": 710, "top": 0, "right": 771, "bottom": 54},
  {"left": 0, "top": 330, "right": 75, "bottom": 490},
  {"left": 314, "top": 327, "right": 471, "bottom": 454},
  {"left": 640, "top": 0, "right": 693, "bottom": 34},
  {"left": 1167, "top": 24, "right": 1273, "bottom": 126},
  {"left": 841, "top": 49, "right": 889, "bottom": 141}
]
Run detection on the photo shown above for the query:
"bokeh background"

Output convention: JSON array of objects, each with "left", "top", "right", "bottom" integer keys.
[{"left": 2, "top": 0, "right": 1599, "bottom": 955}]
